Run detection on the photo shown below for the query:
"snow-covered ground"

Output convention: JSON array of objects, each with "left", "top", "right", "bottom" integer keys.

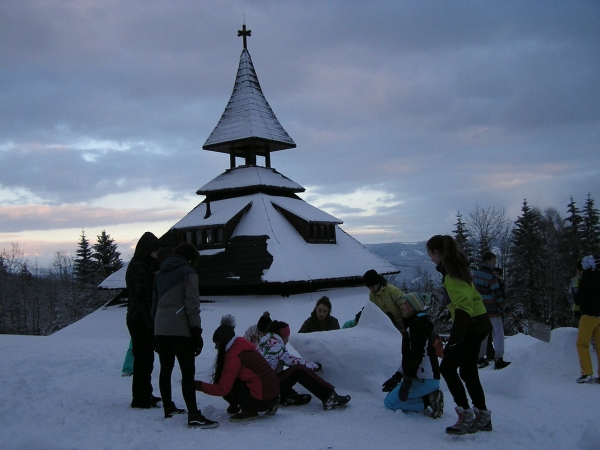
[{"left": 1, "top": 286, "right": 598, "bottom": 450}]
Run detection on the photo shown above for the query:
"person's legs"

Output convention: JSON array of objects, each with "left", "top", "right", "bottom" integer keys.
[
  {"left": 478, "top": 335, "right": 488, "bottom": 360},
  {"left": 592, "top": 319, "right": 600, "bottom": 377},
  {"left": 128, "top": 321, "right": 155, "bottom": 406},
  {"left": 384, "top": 378, "right": 439, "bottom": 412},
  {"left": 576, "top": 315, "right": 596, "bottom": 376},
  {"left": 490, "top": 317, "right": 505, "bottom": 360},
  {"left": 172, "top": 336, "right": 199, "bottom": 414},
  {"left": 440, "top": 343, "right": 469, "bottom": 410},
  {"left": 278, "top": 365, "right": 333, "bottom": 402},
  {"left": 458, "top": 333, "right": 488, "bottom": 411},
  {"left": 156, "top": 336, "right": 175, "bottom": 407}
]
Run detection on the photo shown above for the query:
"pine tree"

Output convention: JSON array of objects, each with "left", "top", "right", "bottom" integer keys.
[
  {"left": 564, "top": 196, "right": 583, "bottom": 264},
  {"left": 453, "top": 211, "right": 475, "bottom": 269},
  {"left": 509, "top": 200, "right": 545, "bottom": 319},
  {"left": 581, "top": 193, "right": 600, "bottom": 256},
  {"left": 73, "top": 230, "right": 97, "bottom": 283},
  {"left": 91, "top": 230, "right": 123, "bottom": 277}
]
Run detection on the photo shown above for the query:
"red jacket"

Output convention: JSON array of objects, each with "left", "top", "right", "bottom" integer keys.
[{"left": 197, "top": 337, "right": 279, "bottom": 401}]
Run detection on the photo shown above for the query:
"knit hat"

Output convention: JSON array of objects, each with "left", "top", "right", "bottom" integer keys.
[
  {"left": 363, "top": 269, "right": 381, "bottom": 287},
  {"left": 257, "top": 311, "right": 272, "bottom": 333},
  {"left": 403, "top": 292, "right": 430, "bottom": 312},
  {"left": 212, "top": 314, "right": 236, "bottom": 345},
  {"left": 269, "top": 320, "right": 291, "bottom": 339},
  {"left": 582, "top": 255, "right": 596, "bottom": 271}
]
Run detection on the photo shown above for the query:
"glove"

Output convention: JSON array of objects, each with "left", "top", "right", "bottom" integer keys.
[
  {"left": 313, "top": 362, "right": 323, "bottom": 372},
  {"left": 191, "top": 326, "right": 203, "bottom": 357},
  {"left": 195, "top": 380, "right": 203, "bottom": 391},
  {"left": 381, "top": 372, "right": 402, "bottom": 392},
  {"left": 398, "top": 377, "right": 413, "bottom": 402}
]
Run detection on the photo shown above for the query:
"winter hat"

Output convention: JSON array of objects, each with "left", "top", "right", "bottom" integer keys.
[
  {"left": 582, "top": 255, "right": 596, "bottom": 271},
  {"left": 404, "top": 292, "right": 430, "bottom": 313},
  {"left": 269, "top": 320, "right": 291, "bottom": 339},
  {"left": 363, "top": 269, "right": 381, "bottom": 287},
  {"left": 257, "top": 311, "right": 272, "bottom": 333},
  {"left": 212, "top": 314, "right": 236, "bottom": 345}
]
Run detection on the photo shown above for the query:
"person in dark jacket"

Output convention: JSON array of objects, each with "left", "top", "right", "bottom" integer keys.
[
  {"left": 125, "top": 231, "right": 161, "bottom": 409},
  {"left": 152, "top": 242, "right": 217, "bottom": 428},
  {"left": 298, "top": 296, "right": 341, "bottom": 333},
  {"left": 426, "top": 235, "right": 493, "bottom": 436},
  {"left": 574, "top": 255, "right": 600, "bottom": 384},
  {"left": 195, "top": 318, "right": 280, "bottom": 422},
  {"left": 382, "top": 293, "right": 444, "bottom": 418}
]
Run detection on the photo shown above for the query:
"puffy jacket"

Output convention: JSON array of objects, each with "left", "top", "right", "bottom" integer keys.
[
  {"left": 400, "top": 313, "right": 440, "bottom": 380},
  {"left": 298, "top": 312, "right": 340, "bottom": 333},
  {"left": 576, "top": 269, "right": 600, "bottom": 317},
  {"left": 152, "top": 255, "right": 201, "bottom": 337},
  {"left": 259, "top": 332, "right": 319, "bottom": 373},
  {"left": 472, "top": 263, "right": 505, "bottom": 317},
  {"left": 198, "top": 337, "right": 279, "bottom": 401},
  {"left": 125, "top": 232, "right": 160, "bottom": 328}
]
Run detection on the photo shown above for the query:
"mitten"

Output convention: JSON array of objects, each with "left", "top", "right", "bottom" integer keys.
[
  {"left": 381, "top": 372, "right": 402, "bottom": 392},
  {"left": 191, "top": 326, "right": 203, "bottom": 357},
  {"left": 398, "top": 377, "right": 413, "bottom": 402}
]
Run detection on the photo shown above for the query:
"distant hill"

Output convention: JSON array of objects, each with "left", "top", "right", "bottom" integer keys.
[{"left": 364, "top": 241, "right": 440, "bottom": 285}]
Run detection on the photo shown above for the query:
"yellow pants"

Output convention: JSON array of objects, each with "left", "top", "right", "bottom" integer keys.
[{"left": 576, "top": 314, "right": 600, "bottom": 376}]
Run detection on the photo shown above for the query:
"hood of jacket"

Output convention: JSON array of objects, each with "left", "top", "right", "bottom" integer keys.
[
  {"left": 159, "top": 255, "right": 190, "bottom": 274},
  {"left": 229, "top": 336, "right": 259, "bottom": 355},
  {"left": 132, "top": 232, "right": 160, "bottom": 261}
]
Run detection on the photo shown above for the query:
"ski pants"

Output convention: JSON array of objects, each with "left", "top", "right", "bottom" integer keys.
[
  {"left": 384, "top": 378, "right": 440, "bottom": 412},
  {"left": 576, "top": 314, "right": 600, "bottom": 377},
  {"left": 478, "top": 316, "right": 505, "bottom": 360},
  {"left": 224, "top": 379, "right": 279, "bottom": 413},
  {"left": 278, "top": 364, "right": 334, "bottom": 402}
]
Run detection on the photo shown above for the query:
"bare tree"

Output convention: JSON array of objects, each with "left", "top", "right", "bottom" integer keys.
[{"left": 467, "top": 203, "right": 510, "bottom": 259}]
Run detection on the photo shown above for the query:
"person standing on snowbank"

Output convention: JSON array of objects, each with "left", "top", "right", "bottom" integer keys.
[
  {"left": 426, "top": 235, "right": 493, "bottom": 435},
  {"left": 363, "top": 269, "right": 405, "bottom": 331},
  {"left": 298, "top": 296, "right": 340, "bottom": 333},
  {"left": 382, "top": 292, "right": 444, "bottom": 418},
  {"left": 152, "top": 242, "right": 217, "bottom": 428},
  {"left": 125, "top": 231, "right": 161, "bottom": 409},
  {"left": 574, "top": 255, "right": 600, "bottom": 384}
]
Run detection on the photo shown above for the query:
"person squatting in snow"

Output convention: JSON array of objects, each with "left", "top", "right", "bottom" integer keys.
[
  {"left": 381, "top": 292, "right": 444, "bottom": 418},
  {"left": 258, "top": 320, "right": 351, "bottom": 410},
  {"left": 298, "top": 296, "right": 341, "bottom": 333},
  {"left": 195, "top": 315, "right": 280, "bottom": 422},
  {"left": 427, "top": 235, "right": 494, "bottom": 436}
]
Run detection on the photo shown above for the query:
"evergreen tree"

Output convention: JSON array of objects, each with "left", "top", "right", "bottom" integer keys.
[
  {"left": 563, "top": 196, "right": 583, "bottom": 264},
  {"left": 453, "top": 211, "right": 475, "bottom": 269},
  {"left": 91, "top": 230, "right": 123, "bottom": 277},
  {"left": 508, "top": 200, "right": 545, "bottom": 318},
  {"left": 581, "top": 193, "right": 600, "bottom": 256},
  {"left": 73, "top": 230, "right": 97, "bottom": 283}
]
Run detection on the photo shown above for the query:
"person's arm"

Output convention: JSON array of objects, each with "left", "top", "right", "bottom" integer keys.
[
  {"left": 402, "top": 323, "right": 429, "bottom": 378},
  {"left": 184, "top": 272, "right": 201, "bottom": 330},
  {"left": 197, "top": 353, "right": 240, "bottom": 397},
  {"left": 127, "top": 263, "right": 154, "bottom": 330},
  {"left": 298, "top": 318, "right": 313, "bottom": 333}
]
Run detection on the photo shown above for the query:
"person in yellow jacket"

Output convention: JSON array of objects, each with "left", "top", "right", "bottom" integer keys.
[
  {"left": 426, "top": 235, "right": 493, "bottom": 436},
  {"left": 363, "top": 269, "right": 404, "bottom": 331}
]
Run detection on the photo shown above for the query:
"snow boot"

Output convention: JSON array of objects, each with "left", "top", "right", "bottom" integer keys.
[
  {"left": 427, "top": 389, "right": 444, "bottom": 419},
  {"left": 494, "top": 358, "right": 511, "bottom": 370},
  {"left": 230, "top": 410, "right": 259, "bottom": 422},
  {"left": 323, "top": 391, "right": 351, "bottom": 410},
  {"left": 477, "top": 358, "right": 489, "bottom": 369},
  {"left": 187, "top": 412, "right": 218, "bottom": 429},
  {"left": 470, "top": 407, "right": 492, "bottom": 432},
  {"left": 576, "top": 374, "right": 593, "bottom": 383},
  {"left": 265, "top": 398, "right": 279, "bottom": 416},
  {"left": 445, "top": 407, "right": 475, "bottom": 435}
]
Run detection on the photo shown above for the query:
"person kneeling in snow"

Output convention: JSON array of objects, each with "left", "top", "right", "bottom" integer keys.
[
  {"left": 195, "top": 316, "right": 280, "bottom": 422},
  {"left": 382, "top": 293, "right": 444, "bottom": 419},
  {"left": 259, "top": 320, "right": 351, "bottom": 410}
]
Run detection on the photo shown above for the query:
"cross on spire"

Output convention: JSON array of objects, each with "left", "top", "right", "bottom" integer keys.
[{"left": 238, "top": 24, "right": 251, "bottom": 49}]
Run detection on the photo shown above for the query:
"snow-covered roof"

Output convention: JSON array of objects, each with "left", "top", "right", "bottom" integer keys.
[
  {"left": 197, "top": 166, "right": 304, "bottom": 195},
  {"left": 203, "top": 49, "right": 296, "bottom": 153},
  {"left": 98, "top": 262, "right": 128, "bottom": 289}
]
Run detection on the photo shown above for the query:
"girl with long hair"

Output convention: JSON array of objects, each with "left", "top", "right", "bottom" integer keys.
[{"left": 426, "top": 235, "right": 493, "bottom": 435}]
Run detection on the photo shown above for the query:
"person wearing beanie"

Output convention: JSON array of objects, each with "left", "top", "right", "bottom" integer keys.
[
  {"left": 363, "top": 269, "right": 405, "bottom": 331},
  {"left": 152, "top": 242, "right": 216, "bottom": 427},
  {"left": 382, "top": 292, "right": 443, "bottom": 418},
  {"left": 195, "top": 317, "right": 280, "bottom": 422},
  {"left": 258, "top": 320, "right": 351, "bottom": 410},
  {"left": 298, "top": 296, "right": 341, "bottom": 333},
  {"left": 243, "top": 311, "right": 272, "bottom": 347},
  {"left": 574, "top": 255, "right": 600, "bottom": 384},
  {"left": 125, "top": 231, "right": 161, "bottom": 409}
]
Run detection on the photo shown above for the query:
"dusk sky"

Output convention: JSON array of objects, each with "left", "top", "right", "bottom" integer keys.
[{"left": 1, "top": 1, "right": 598, "bottom": 267}]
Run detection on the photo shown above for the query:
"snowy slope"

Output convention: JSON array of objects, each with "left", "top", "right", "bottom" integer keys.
[{"left": 0, "top": 287, "right": 598, "bottom": 450}]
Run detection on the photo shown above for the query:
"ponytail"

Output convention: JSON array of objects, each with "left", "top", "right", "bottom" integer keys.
[{"left": 426, "top": 235, "right": 472, "bottom": 284}]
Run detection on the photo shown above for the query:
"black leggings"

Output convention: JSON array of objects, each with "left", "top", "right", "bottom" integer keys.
[
  {"left": 224, "top": 380, "right": 279, "bottom": 413},
  {"left": 440, "top": 332, "right": 488, "bottom": 410},
  {"left": 156, "top": 335, "right": 198, "bottom": 414},
  {"left": 127, "top": 321, "right": 155, "bottom": 404}
]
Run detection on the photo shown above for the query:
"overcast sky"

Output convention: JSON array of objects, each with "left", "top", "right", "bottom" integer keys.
[{"left": 1, "top": 1, "right": 598, "bottom": 267}]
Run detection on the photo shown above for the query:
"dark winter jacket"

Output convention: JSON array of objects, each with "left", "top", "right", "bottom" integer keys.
[
  {"left": 576, "top": 269, "right": 600, "bottom": 317},
  {"left": 472, "top": 263, "right": 505, "bottom": 317},
  {"left": 125, "top": 232, "right": 160, "bottom": 328},
  {"left": 298, "top": 311, "right": 340, "bottom": 333},
  {"left": 152, "top": 255, "right": 201, "bottom": 337},
  {"left": 401, "top": 313, "right": 440, "bottom": 380},
  {"left": 197, "top": 337, "right": 280, "bottom": 401}
]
